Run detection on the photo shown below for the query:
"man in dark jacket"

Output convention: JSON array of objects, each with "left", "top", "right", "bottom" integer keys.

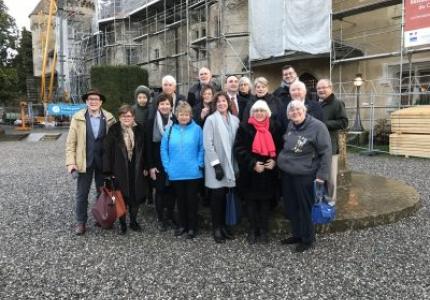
[
  {"left": 273, "top": 65, "right": 298, "bottom": 108},
  {"left": 281, "top": 80, "right": 324, "bottom": 130},
  {"left": 317, "top": 79, "right": 348, "bottom": 201},
  {"left": 187, "top": 67, "right": 221, "bottom": 107},
  {"left": 156, "top": 75, "right": 187, "bottom": 111}
]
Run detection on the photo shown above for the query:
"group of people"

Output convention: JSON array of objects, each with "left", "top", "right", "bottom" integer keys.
[{"left": 65, "top": 65, "right": 348, "bottom": 252}]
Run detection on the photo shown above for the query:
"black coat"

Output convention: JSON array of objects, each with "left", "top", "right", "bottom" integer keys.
[
  {"left": 273, "top": 85, "right": 292, "bottom": 108},
  {"left": 187, "top": 80, "right": 221, "bottom": 107},
  {"left": 145, "top": 110, "right": 171, "bottom": 192},
  {"left": 242, "top": 93, "right": 285, "bottom": 128},
  {"left": 237, "top": 92, "right": 254, "bottom": 122},
  {"left": 320, "top": 93, "right": 348, "bottom": 154},
  {"left": 192, "top": 102, "right": 211, "bottom": 127},
  {"left": 103, "top": 122, "right": 148, "bottom": 203},
  {"left": 233, "top": 119, "right": 283, "bottom": 200}
]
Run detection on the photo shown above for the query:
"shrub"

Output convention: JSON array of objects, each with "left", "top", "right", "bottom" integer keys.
[
  {"left": 90, "top": 65, "right": 148, "bottom": 114},
  {"left": 373, "top": 118, "right": 391, "bottom": 145}
]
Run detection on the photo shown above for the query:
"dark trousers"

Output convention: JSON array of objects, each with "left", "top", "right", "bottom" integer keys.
[
  {"left": 172, "top": 179, "right": 200, "bottom": 231},
  {"left": 210, "top": 187, "right": 227, "bottom": 230},
  {"left": 246, "top": 196, "right": 270, "bottom": 234},
  {"left": 155, "top": 187, "right": 176, "bottom": 223},
  {"left": 119, "top": 197, "right": 139, "bottom": 225},
  {"left": 76, "top": 165, "right": 104, "bottom": 224},
  {"left": 281, "top": 172, "right": 315, "bottom": 244}
]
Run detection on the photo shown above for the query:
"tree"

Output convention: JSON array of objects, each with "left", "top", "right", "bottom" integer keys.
[
  {"left": 0, "top": 0, "right": 19, "bottom": 105},
  {"left": 12, "top": 27, "right": 33, "bottom": 97},
  {"left": 0, "top": 0, "right": 17, "bottom": 66}
]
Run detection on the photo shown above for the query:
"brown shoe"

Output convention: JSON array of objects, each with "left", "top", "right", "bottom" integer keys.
[{"left": 75, "top": 224, "right": 86, "bottom": 235}]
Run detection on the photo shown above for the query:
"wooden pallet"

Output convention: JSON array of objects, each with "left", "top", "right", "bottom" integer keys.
[
  {"left": 390, "top": 133, "right": 430, "bottom": 158},
  {"left": 390, "top": 106, "right": 430, "bottom": 158},
  {"left": 391, "top": 105, "right": 430, "bottom": 134}
]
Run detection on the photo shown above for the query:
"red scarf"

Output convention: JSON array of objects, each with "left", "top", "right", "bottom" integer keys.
[{"left": 248, "top": 117, "right": 276, "bottom": 157}]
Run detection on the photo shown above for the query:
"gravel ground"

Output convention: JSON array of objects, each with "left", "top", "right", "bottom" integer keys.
[{"left": 1, "top": 135, "right": 429, "bottom": 299}]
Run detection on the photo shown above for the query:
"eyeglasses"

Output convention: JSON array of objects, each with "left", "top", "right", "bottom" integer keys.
[
  {"left": 87, "top": 97, "right": 101, "bottom": 101},
  {"left": 254, "top": 109, "right": 266, "bottom": 112},
  {"left": 120, "top": 114, "right": 134, "bottom": 119}
]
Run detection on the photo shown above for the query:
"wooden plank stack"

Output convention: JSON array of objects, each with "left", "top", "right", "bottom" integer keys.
[{"left": 390, "top": 105, "right": 430, "bottom": 158}]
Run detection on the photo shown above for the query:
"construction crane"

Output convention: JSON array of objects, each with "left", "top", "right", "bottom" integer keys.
[{"left": 40, "top": 0, "right": 58, "bottom": 105}]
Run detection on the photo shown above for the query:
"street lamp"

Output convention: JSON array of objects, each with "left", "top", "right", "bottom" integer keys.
[{"left": 351, "top": 73, "right": 364, "bottom": 132}]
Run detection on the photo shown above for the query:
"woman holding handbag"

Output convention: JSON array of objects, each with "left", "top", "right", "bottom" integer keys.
[
  {"left": 234, "top": 100, "right": 282, "bottom": 244},
  {"left": 103, "top": 105, "right": 149, "bottom": 234},
  {"left": 277, "top": 100, "right": 332, "bottom": 252},
  {"left": 203, "top": 91, "right": 240, "bottom": 243},
  {"left": 160, "top": 101, "right": 204, "bottom": 239}
]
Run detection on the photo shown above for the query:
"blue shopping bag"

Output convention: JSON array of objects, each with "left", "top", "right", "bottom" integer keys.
[
  {"left": 312, "top": 180, "right": 336, "bottom": 224},
  {"left": 225, "top": 189, "right": 240, "bottom": 225}
]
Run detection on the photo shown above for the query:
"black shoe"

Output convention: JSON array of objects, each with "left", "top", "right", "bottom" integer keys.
[
  {"left": 129, "top": 222, "right": 142, "bottom": 232},
  {"left": 247, "top": 232, "right": 257, "bottom": 245},
  {"left": 119, "top": 223, "right": 127, "bottom": 235},
  {"left": 186, "top": 230, "right": 196, "bottom": 239},
  {"left": 260, "top": 231, "right": 269, "bottom": 244},
  {"left": 213, "top": 228, "right": 225, "bottom": 244},
  {"left": 158, "top": 220, "right": 168, "bottom": 232},
  {"left": 221, "top": 227, "right": 234, "bottom": 240},
  {"left": 280, "top": 236, "right": 301, "bottom": 245},
  {"left": 174, "top": 227, "right": 186, "bottom": 236},
  {"left": 295, "top": 242, "right": 314, "bottom": 253}
]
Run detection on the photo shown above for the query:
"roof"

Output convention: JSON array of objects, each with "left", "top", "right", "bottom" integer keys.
[{"left": 29, "top": 0, "right": 50, "bottom": 18}]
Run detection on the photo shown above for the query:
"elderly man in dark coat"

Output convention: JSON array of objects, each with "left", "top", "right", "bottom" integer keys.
[{"left": 317, "top": 79, "right": 348, "bottom": 201}]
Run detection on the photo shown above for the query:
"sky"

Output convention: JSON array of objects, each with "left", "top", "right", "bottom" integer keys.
[{"left": 4, "top": 0, "right": 40, "bottom": 31}]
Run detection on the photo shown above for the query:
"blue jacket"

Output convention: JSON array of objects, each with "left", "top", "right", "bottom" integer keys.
[{"left": 160, "top": 120, "right": 204, "bottom": 181}]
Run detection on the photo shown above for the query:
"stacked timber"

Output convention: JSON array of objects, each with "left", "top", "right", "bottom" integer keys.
[{"left": 390, "top": 105, "right": 430, "bottom": 158}]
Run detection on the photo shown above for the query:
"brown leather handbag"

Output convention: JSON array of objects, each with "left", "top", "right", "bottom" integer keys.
[
  {"left": 112, "top": 188, "right": 127, "bottom": 219},
  {"left": 92, "top": 187, "right": 117, "bottom": 229}
]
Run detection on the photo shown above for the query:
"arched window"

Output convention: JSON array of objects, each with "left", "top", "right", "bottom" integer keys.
[{"left": 299, "top": 73, "right": 318, "bottom": 100}]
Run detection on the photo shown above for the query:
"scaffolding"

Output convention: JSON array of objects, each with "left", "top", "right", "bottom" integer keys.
[
  {"left": 330, "top": 0, "right": 430, "bottom": 106},
  {"left": 78, "top": 0, "right": 250, "bottom": 94}
]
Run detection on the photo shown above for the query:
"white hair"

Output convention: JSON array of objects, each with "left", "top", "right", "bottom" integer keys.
[
  {"left": 317, "top": 78, "right": 333, "bottom": 88},
  {"left": 289, "top": 80, "right": 307, "bottom": 92},
  {"left": 286, "top": 100, "right": 307, "bottom": 119},
  {"left": 250, "top": 100, "right": 272, "bottom": 118},
  {"left": 162, "top": 75, "right": 176, "bottom": 86},
  {"left": 239, "top": 76, "right": 252, "bottom": 89}
]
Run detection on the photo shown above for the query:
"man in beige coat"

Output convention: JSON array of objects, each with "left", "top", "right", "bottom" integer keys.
[{"left": 65, "top": 89, "right": 116, "bottom": 235}]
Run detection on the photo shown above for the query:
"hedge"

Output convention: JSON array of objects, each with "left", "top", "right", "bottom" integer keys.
[{"left": 90, "top": 65, "right": 148, "bottom": 114}]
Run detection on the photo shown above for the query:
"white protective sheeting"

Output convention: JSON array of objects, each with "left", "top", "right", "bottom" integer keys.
[{"left": 249, "top": 0, "right": 331, "bottom": 60}]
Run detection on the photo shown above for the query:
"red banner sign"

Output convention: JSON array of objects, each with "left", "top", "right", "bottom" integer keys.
[{"left": 404, "top": 0, "right": 430, "bottom": 47}]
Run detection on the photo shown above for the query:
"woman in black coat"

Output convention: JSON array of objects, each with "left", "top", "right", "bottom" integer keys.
[
  {"left": 193, "top": 84, "right": 215, "bottom": 127},
  {"left": 234, "top": 100, "right": 282, "bottom": 244},
  {"left": 237, "top": 76, "right": 255, "bottom": 122},
  {"left": 242, "top": 77, "right": 284, "bottom": 128},
  {"left": 103, "top": 105, "right": 148, "bottom": 234},
  {"left": 146, "top": 93, "right": 177, "bottom": 231}
]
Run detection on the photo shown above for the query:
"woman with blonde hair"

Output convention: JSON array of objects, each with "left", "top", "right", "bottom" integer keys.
[{"left": 160, "top": 101, "right": 204, "bottom": 239}]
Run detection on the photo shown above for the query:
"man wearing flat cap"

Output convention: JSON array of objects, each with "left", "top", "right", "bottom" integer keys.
[{"left": 65, "top": 89, "right": 116, "bottom": 235}]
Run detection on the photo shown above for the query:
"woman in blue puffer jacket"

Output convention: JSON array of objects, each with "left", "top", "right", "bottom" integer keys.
[{"left": 160, "top": 101, "right": 204, "bottom": 239}]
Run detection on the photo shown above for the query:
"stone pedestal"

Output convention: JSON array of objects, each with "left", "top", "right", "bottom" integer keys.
[{"left": 337, "top": 131, "right": 351, "bottom": 188}]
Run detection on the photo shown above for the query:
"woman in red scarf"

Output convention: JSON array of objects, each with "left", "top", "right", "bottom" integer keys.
[{"left": 234, "top": 100, "right": 282, "bottom": 244}]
